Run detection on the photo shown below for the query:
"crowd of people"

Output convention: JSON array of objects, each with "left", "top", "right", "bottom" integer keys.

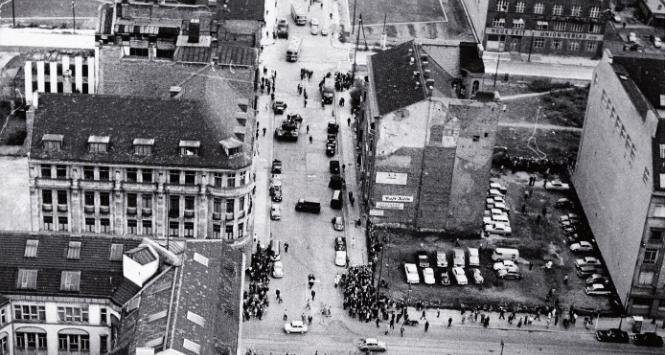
[
  {"left": 334, "top": 71, "right": 354, "bottom": 92},
  {"left": 340, "top": 265, "right": 381, "bottom": 321},
  {"left": 243, "top": 244, "right": 274, "bottom": 321},
  {"left": 493, "top": 153, "right": 572, "bottom": 174}
]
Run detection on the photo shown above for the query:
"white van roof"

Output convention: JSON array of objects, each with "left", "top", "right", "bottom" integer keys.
[{"left": 494, "top": 247, "right": 519, "bottom": 253}]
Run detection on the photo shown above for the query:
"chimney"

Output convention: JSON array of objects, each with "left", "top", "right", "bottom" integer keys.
[
  {"left": 141, "top": 238, "right": 182, "bottom": 266},
  {"left": 188, "top": 19, "right": 201, "bottom": 44}
]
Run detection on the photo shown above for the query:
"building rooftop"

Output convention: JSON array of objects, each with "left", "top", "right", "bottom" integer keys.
[
  {"left": 459, "top": 42, "right": 485, "bottom": 74},
  {"left": 219, "top": 0, "right": 265, "bottom": 22},
  {"left": 112, "top": 240, "right": 242, "bottom": 355},
  {"left": 642, "top": 0, "right": 665, "bottom": 15},
  {"left": 30, "top": 94, "right": 252, "bottom": 169},
  {"left": 611, "top": 54, "right": 665, "bottom": 117},
  {"left": 0, "top": 233, "right": 142, "bottom": 301}
]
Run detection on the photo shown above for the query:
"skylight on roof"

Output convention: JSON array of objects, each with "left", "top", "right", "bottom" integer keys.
[
  {"left": 193, "top": 252, "right": 209, "bottom": 267},
  {"left": 660, "top": 94, "right": 665, "bottom": 107},
  {"left": 60, "top": 271, "right": 81, "bottom": 291},
  {"left": 179, "top": 140, "right": 200, "bottom": 157},
  {"left": 133, "top": 138, "right": 154, "bottom": 156},
  {"left": 16, "top": 269, "right": 38, "bottom": 289},
  {"left": 67, "top": 241, "right": 81, "bottom": 260},
  {"left": 186, "top": 311, "right": 206, "bottom": 327},
  {"left": 183, "top": 339, "right": 201, "bottom": 354},
  {"left": 42, "top": 134, "right": 63, "bottom": 152},
  {"left": 110, "top": 243, "right": 125, "bottom": 261},
  {"left": 88, "top": 135, "right": 110, "bottom": 153},
  {"left": 25, "top": 240, "right": 39, "bottom": 258}
]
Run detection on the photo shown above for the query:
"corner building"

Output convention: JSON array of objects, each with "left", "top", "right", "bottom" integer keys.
[{"left": 28, "top": 94, "right": 254, "bottom": 242}]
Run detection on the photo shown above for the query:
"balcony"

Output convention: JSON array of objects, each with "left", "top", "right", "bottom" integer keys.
[
  {"left": 15, "top": 349, "right": 49, "bottom": 355},
  {"left": 237, "top": 210, "right": 246, "bottom": 219},
  {"left": 84, "top": 205, "right": 95, "bottom": 214},
  {"left": 225, "top": 212, "right": 234, "bottom": 221},
  {"left": 36, "top": 177, "right": 71, "bottom": 189},
  {"left": 165, "top": 183, "right": 199, "bottom": 194},
  {"left": 127, "top": 207, "right": 137, "bottom": 215},
  {"left": 142, "top": 208, "right": 152, "bottom": 216},
  {"left": 207, "top": 183, "right": 253, "bottom": 198},
  {"left": 168, "top": 210, "right": 180, "bottom": 219},
  {"left": 99, "top": 206, "right": 110, "bottom": 214},
  {"left": 42, "top": 203, "right": 53, "bottom": 212},
  {"left": 79, "top": 180, "right": 114, "bottom": 191},
  {"left": 212, "top": 212, "right": 221, "bottom": 220},
  {"left": 184, "top": 210, "right": 195, "bottom": 218},
  {"left": 122, "top": 181, "right": 157, "bottom": 193},
  {"left": 57, "top": 204, "right": 68, "bottom": 212}
]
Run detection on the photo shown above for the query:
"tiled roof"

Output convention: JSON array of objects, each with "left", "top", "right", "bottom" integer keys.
[
  {"left": 221, "top": 0, "right": 265, "bottom": 22},
  {"left": 612, "top": 55, "right": 665, "bottom": 115},
  {"left": 30, "top": 94, "right": 252, "bottom": 170},
  {"left": 459, "top": 42, "right": 485, "bottom": 74},
  {"left": 0, "top": 233, "right": 142, "bottom": 301},
  {"left": 173, "top": 44, "right": 257, "bottom": 66}
]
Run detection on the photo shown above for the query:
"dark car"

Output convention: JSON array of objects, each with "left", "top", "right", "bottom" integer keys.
[
  {"left": 271, "top": 185, "right": 282, "bottom": 202},
  {"left": 272, "top": 100, "right": 287, "bottom": 114},
  {"left": 633, "top": 332, "right": 663, "bottom": 347},
  {"left": 327, "top": 122, "right": 339, "bottom": 134},
  {"left": 326, "top": 143, "right": 336, "bottom": 157},
  {"left": 329, "top": 160, "right": 340, "bottom": 174},
  {"left": 271, "top": 159, "right": 282, "bottom": 174},
  {"left": 576, "top": 265, "right": 601, "bottom": 278},
  {"left": 595, "top": 329, "right": 628, "bottom": 343},
  {"left": 334, "top": 236, "right": 346, "bottom": 251},
  {"left": 328, "top": 174, "right": 344, "bottom": 189},
  {"left": 417, "top": 252, "right": 430, "bottom": 268}
]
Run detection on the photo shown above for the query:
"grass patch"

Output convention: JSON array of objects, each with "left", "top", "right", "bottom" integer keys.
[
  {"left": 495, "top": 127, "right": 580, "bottom": 160},
  {"left": 503, "top": 87, "right": 589, "bottom": 128}
]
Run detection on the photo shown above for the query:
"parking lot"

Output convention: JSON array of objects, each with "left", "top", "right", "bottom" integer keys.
[{"left": 377, "top": 170, "right": 616, "bottom": 313}]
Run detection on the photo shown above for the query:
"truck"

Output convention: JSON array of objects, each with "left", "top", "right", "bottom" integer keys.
[
  {"left": 274, "top": 114, "right": 302, "bottom": 141},
  {"left": 276, "top": 18, "right": 289, "bottom": 39},
  {"left": 290, "top": 3, "right": 307, "bottom": 25},
  {"left": 286, "top": 37, "right": 303, "bottom": 62},
  {"left": 320, "top": 76, "right": 334, "bottom": 104}
]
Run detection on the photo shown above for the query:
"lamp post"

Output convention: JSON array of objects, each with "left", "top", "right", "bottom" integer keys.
[
  {"left": 71, "top": 0, "right": 77, "bottom": 33},
  {"left": 11, "top": 0, "right": 16, "bottom": 27}
]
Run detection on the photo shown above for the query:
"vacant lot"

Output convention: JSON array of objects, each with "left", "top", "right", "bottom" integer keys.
[
  {"left": 496, "top": 127, "right": 580, "bottom": 160},
  {"left": 349, "top": 0, "right": 445, "bottom": 25},
  {"left": 1, "top": 0, "right": 104, "bottom": 18},
  {"left": 377, "top": 171, "right": 614, "bottom": 313},
  {"left": 503, "top": 87, "right": 589, "bottom": 128}
]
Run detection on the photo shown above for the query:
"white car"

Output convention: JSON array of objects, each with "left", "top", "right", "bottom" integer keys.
[
  {"left": 467, "top": 248, "right": 480, "bottom": 267},
  {"left": 576, "top": 256, "right": 601, "bottom": 267},
  {"left": 436, "top": 251, "right": 448, "bottom": 268},
  {"left": 493, "top": 260, "right": 519, "bottom": 273},
  {"left": 270, "top": 204, "right": 281, "bottom": 220},
  {"left": 423, "top": 267, "right": 435, "bottom": 285},
  {"left": 472, "top": 268, "right": 484, "bottom": 284},
  {"left": 493, "top": 202, "right": 508, "bottom": 211},
  {"left": 489, "top": 182, "right": 507, "bottom": 194},
  {"left": 320, "top": 22, "right": 329, "bottom": 36},
  {"left": 452, "top": 267, "right": 468, "bottom": 285},
  {"left": 654, "top": 36, "right": 662, "bottom": 48},
  {"left": 570, "top": 241, "right": 593, "bottom": 253},
  {"left": 484, "top": 222, "right": 512, "bottom": 235},
  {"left": 488, "top": 188, "right": 504, "bottom": 197},
  {"left": 585, "top": 283, "right": 612, "bottom": 296},
  {"left": 310, "top": 19, "right": 320, "bottom": 35},
  {"left": 545, "top": 180, "right": 570, "bottom": 191},
  {"left": 335, "top": 250, "right": 346, "bottom": 267},
  {"left": 358, "top": 338, "right": 387, "bottom": 352},
  {"left": 284, "top": 320, "right": 308, "bottom": 334},
  {"left": 272, "top": 260, "right": 284, "bottom": 278},
  {"left": 331, "top": 216, "right": 344, "bottom": 231},
  {"left": 404, "top": 263, "right": 420, "bottom": 284}
]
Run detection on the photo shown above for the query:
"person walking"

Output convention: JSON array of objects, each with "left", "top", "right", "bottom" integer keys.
[
  {"left": 437, "top": 309, "right": 440, "bottom": 318},
  {"left": 375, "top": 318, "right": 380, "bottom": 328},
  {"left": 400, "top": 326, "right": 405, "bottom": 337},
  {"left": 276, "top": 289, "right": 281, "bottom": 300},
  {"left": 304, "top": 98, "right": 308, "bottom": 108},
  {"left": 347, "top": 117, "right": 351, "bottom": 126},
  {"left": 424, "top": 321, "right": 430, "bottom": 332},
  {"left": 390, "top": 319, "right": 395, "bottom": 329},
  {"left": 306, "top": 125, "right": 310, "bottom": 133},
  {"left": 448, "top": 317, "right": 453, "bottom": 328},
  {"left": 284, "top": 243, "right": 289, "bottom": 253},
  {"left": 311, "top": 290, "right": 316, "bottom": 301}
]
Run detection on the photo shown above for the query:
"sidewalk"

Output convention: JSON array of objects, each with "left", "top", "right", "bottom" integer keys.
[{"left": 405, "top": 306, "right": 665, "bottom": 335}]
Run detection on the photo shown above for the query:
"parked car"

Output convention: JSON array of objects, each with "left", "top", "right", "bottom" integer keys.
[
  {"left": 327, "top": 122, "right": 339, "bottom": 134},
  {"left": 585, "top": 283, "right": 612, "bottom": 296},
  {"left": 575, "top": 256, "right": 601, "bottom": 267},
  {"left": 417, "top": 252, "right": 430, "bottom": 268},
  {"left": 595, "top": 328, "right": 629, "bottom": 343},
  {"left": 423, "top": 267, "right": 436, "bottom": 285},
  {"left": 488, "top": 188, "right": 504, "bottom": 197},
  {"left": 310, "top": 18, "right": 320, "bottom": 35},
  {"left": 329, "top": 160, "right": 340, "bottom": 174},
  {"left": 492, "top": 202, "right": 508, "bottom": 211},
  {"left": 453, "top": 248, "right": 465, "bottom": 268},
  {"left": 271, "top": 185, "right": 283, "bottom": 202},
  {"left": 467, "top": 248, "right": 480, "bottom": 267},
  {"left": 489, "top": 182, "right": 507, "bottom": 194},
  {"left": 358, "top": 338, "right": 387, "bottom": 352},
  {"left": 493, "top": 260, "right": 519, "bottom": 273},
  {"left": 440, "top": 271, "right": 451, "bottom": 286},
  {"left": 331, "top": 216, "right": 344, "bottom": 231},
  {"left": 484, "top": 222, "right": 512, "bottom": 235},
  {"left": 284, "top": 320, "right": 308, "bottom": 334},
  {"left": 334, "top": 237, "right": 347, "bottom": 266},
  {"left": 452, "top": 267, "right": 468, "bottom": 285},
  {"left": 271, "top": 159, "right": 283, "bottom": 174},
  {"left": 555, "top": 198, "right": 573, "bottom": 208},
  {"left": 586, "top": 274, "right": 609, "bottom": 286},
  {"left": 576, "top": 265, "right": 601, "bottom": 278},
  {"left": 334, "top": 236, "right": 346, "bottom": 251},
  {"left": 404, "top": 263, "right": 420, "bottom": 284},
  {"left": 272, "top": 100, "right": 287, "bottom": 114},
  {"left": 436, "top": 250, "right": 448, "bottom": 268},
  {"left": 497, "top": 269, "right": 522, "bottom": 279},
  {"left": 545, "top": 180, "right": 570, "bottom": 191},
  {"left": 633, "top": 332, "right": 664, "bottom": 347},
  {"left": 471, "top": 268, "right": 484, "bottom": 284},
  {"left": 654, "top": 36, "right": 663, "bottom": 48},
  {"left": 272, "top": 260, "right": 284, "bottom": 278},
  {"left": 320, "top": 22, "right": 329, "bottom": 36},
  {"left": 570, "top": 241, "right": 593, "bottom": 253},
  {"left": 270, "top": 204, "right": 281, "bottom": 220}
]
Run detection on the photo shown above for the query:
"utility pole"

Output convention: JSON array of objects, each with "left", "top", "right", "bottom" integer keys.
[
  {"left": 351, "top": 0, "right": 358, "bottom": 34},
  {"left": 527, "top": 33, "right": 535, "bottom": 62},
  {"left": 500, "top": 339, "right": 504, "bottom": 355},
  {"left": 380, "top": 13, "right": 387, "bottom": 50},
  {"left": 351, "top": 14, "right": 362, "bottom": 79},
  {"left": 11, "top": 0, "right": 16, "bottom": 28},
  {"left": 493, "top": 53, "right": 501, "bottom": 87},
  {"left": 71, "top": 0, "right": 77, "bottom": 33}
]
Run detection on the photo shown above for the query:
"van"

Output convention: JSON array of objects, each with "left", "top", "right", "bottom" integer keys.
[
  {"left": 286, "top": 37, "right": 303, "bottom": 62},
  {"left": 290, "top": 3, "right": 307, "bottom": 25},
  {"left": 453, "top": 248, "right": 465, "bottom": 268},
  {"left": 331, "top": 190, "right": 343, "bottom": 209},
  {"left": 295, "top": 198, "right": 321, "bottom": 213},
  {"left": 269, "top": 240, "right": 282, "bottom": 261},
  {"left": 491, "top": 248, "right": 520, "bottom": 261},
  {"left": 436, "top": 251, "right": 448, "bottom": 268},
  {"left": 492, "top": 214, "right": 510, "bottom": 224}
]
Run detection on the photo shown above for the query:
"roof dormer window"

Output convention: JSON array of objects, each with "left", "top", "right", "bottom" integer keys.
[
  {"left": 179, "top": 140, "right": 200, "bottom": 157},
  {"left": 219, "top": 137, "right": 243, "bottom": 157},
  {"left": 133, "top": 138, "right": 154, "bottom": 156},
  {"left": 88, "top": 135, "right": 110, "bottom": 153},
  {"left": 42, "top": 134, "right": 63, "bottom": 152}
]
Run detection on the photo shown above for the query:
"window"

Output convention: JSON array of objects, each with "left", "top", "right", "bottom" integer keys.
[
  {"left": 568, "top": 41, "right": 580, "bottom": 51},
  {"left": 57, "top": 306, "right": 89, "bottom": 323},
  {"left": 56, "top": 165, "right": 67, "bottom": 178},
  {"left": 586, "top": 41, "right": 598, "bottom": 52},
  {"left": 14, "top": 304, "right": 45, "bottom": 320},
  {"left": 238, "top": 222, "right": 244, "bottom": 238},
  {"left": 660, "top": 144, "right": 665, "bottom": 159},
  {"left": 127, "top": 168, "right": 138, "bottom": 182},
  {"left": 226, "top": 199, "right": 235, "bottom": 213},
  {"left": 25, "top": 240, "right": 39, "bottom": 258},
  {"left": 179, "top": 140, "right": 200, "bottom": 156},
  {"left": 184, "top": 171, "right": 196, "bottom": 185},
  {"left": 41, "top": 165, "right": 52, "bottom": 178},
  {"left": 133, "top": 139, "right": 153, "bottom": 156},
  {"left": 15, "top": 332, "right": 47, "bottom": 350},
  {"left": 496, "top": 0, "right": 508, "bottom": 11},
  {"left": 141, "top": 169, "right": 153, "bottom": 183},
  {"left": 536, "top": 21, "right": 548, "bottom": 30},
  {"left": 240, "top": 171, "right": 247, "bottom": 185},
  {"left": 169, "top": 196, "right": 180, "bottom": 217},
  {"left": 42, "top": 190, "right": 52, "bottom": 204},
  {"left": 225, "top": 225, "right": 234, "bottom": 239},
  {"left": 184, "top": 222, "right": 194, "bottom": 237},
  {"left": 227, "top": 173, "right": 236, "bottom": 187},
  {"left": 0, "top": 335, "right": 7, "bottom": 354},
  {"left": 590, "top": 24, "right": 602, "bottom": 33},
  {"left": 58, "top": 216, "right": 68, "bottom": 231},
  {"left": 109, "top": 244, "right": 124, "bottom": 261},
  {"left": 512, "top": 19, "right": 524, "bottom": 29},
  {"left": 213, "top": 173, "right": 223, "bottom": 187},
  {"left": 85, "top": 218, "right": 95, "bottom": 232},
  {"left": 83, "top": 166, "right": 94, "bottom": 180},
  {"left": 142, "top": 194, "right": 152, "bottom": 209},
  {"left": 128, "top": 219, "right": 138, "bottom": 234},
  {"left": 99, "top": 167, "right": 110, "bottom": 181},
  {"left": 100, "top": 218, "right": 110, "bottom": 233},
  {"left": 143, "top": 220, "right": 153, "bottom": 235},
  {"left": 58, "top": 334, "right": 89, "bottom": 352},
  {"left": 534, "top": 38, "right": 545, "bottom": 48},
  {"left": 515, "top": 1, "right": 525, "bottom": 12},
  {"left": 589, "top": 6, "right": 599, "bottom": 18},
  {"left": 552, "top": 22, "right": 566, "bottom": 31},
  {"left": 213, "top": 224, "right": 221, "bottom": 239},
  {"left": 88, "top": 135, "right": 109, "bottom": 153},
  {"left": 57, "top": 190, "right": 68, "bottom": 205},
  {"left": 16, "top": 269, "right": 38, "bottom": 289},
  {"left": 644, "top": 168, "right": 651, "bottom": 183},
  {"left": 213, "top": 198, "right": 222, "bottom": 214},
  {"left": 492, "top": 17, "right": 506, "bottom": 28},
  {"left": 533, "top": 3, "right": 544, "bottom": 14},
  {"left": 170, "top": 170, "right": 181, "bottom": 184},
  {"left": 644, "top": 248, "right": 658, "bottom": 264},
  {"left": 650, "top": 230, "right": 664, "bottom": 243},
  {"left": 169, "top": 222, "right": 180, "bottom": 237},
  {"left": 239, "top": 196, "right": 245, "bottom": 212},
  {"left": 100, "top": 335, "right": 108, "bottom": 354},
  {"left": 84, "top": 191, "right": 94, "bottom": 207},
  {"left": 638, "top": 271, "right": 654, "bottom": 286},
  {"left": 100, "top": 192, "right": 110, "bottom": 207},
  {"left": 1, "top": 308, "right": 6, "bottom": 325},
  {"left": 67, "top": 241, "right": 81, "bottom": 259},
  {"left": 570, "top": 5, "right": 581, "bottom": 16},
  {"left": 551, "top": 39, "right": 562, "bottom": 49},
  {"left": 184, "top": 196, "right": 195, "bottom": 211},
  {"left": 569, "top": 23, "right": 585, "bottom": 32},
  {"left": 60, "top": 271, "right": 81, "bottom": 291},
  {"left": 552, "top": 4, "right": 562, "bottom": 15},
  {"left": 128, "top": 193, "right": 137, "bottom": 208},
  {"left": 43, "top": 216, "right": 53, "bottom": 231}
]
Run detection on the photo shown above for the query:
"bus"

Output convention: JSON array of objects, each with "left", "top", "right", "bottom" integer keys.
[
  {"left": 290, "top": 3, "right": 307, "bottom": 25},
  {"left": 286, "top": 37, "right": 303, "bottom": 62}
]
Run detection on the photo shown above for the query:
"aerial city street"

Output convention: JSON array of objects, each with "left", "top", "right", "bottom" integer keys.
[{"left": 0, "top": 0, "right": 664, "bottom": 354}]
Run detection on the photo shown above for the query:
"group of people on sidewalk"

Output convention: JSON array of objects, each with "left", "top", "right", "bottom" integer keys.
[{"left": 243, "top": 243, "right": 276, "bottom": 321}]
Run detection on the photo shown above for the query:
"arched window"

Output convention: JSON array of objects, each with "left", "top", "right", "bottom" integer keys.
[
  {"left": 472, "top": 81, "right": 480, "bottom": 94},
  {"left": 58, "top": 328, "right": 90, "bottom": 352},
  {"left": 15, "top": 327, "right": 47, "bottom": 351}
]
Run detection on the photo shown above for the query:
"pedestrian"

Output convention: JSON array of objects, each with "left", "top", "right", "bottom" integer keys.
[
  {"left": 499, "top": 309, "right": 505, "bottom": 320},
  {"left": 347, "top": 117, "right": 351, "bottom": 126},
  {"left": 284, "top": 243, "right": 289, "bottom": 253},
  {"left": 309, "top": 135, "right": 313, "bottom": 143},
  {"left": 425, "top": 321, "right": 430, "bottom": 332},
  {"left": 304, "top": 98, "right": 308, "bottom": 108},
  {"left": 320, "top": 2, "right": 323, "bottom": 7},
  {"left": 400, "top": 326, "right": 404, "bottom": 337},
  {"left": 390, "top": 319, "right": 395, "bottom": 329},
  {"left": 529, "top": 262, "right": 534, "bottom": 271},
  {"left": 297, "top": 83, "right": 302, "bottom": 95},
  {"left": 270, "top": 92, "right": 275, "bottom": 102},
  {"left": 461, "top": 314, "right": 466, "bottom": 324},
  {"left": 283, "top": 311, "right": 288, "bottom": 321},
  {"left": 396, "top": 313, "right": 402, "bottom": 323},
  {"left": 484, "top": 316, "right": 490, "bottom": 327},
  {"left": 262, "top": 127, "right": 266, "bottom": 136},
  {"left": 321, "top": 99, "right": 325, "bottom": 108},
  {"left": 563, "top": 274, "right": 569, "bottom": 285},
  {"left": 308, "top": 315, "right": 313, "bottom": 324},
  {"left": 447, "top": 317, "right": 452, "bottom": 327},
  {"left": 437, "top": 309, "right": 440, "bottom": 318},
  {"left": 311, "top": 290, "right": 316, "bottom": 301},
  {"left": 342, "top": 164, "right": 346, "bottom": 172},
  {"left": 276, "top": 289, "right": 281, "bottom": 300},
  {"left": 306, "top": 124, "right": 310, "bottom": 133},
  {"left": 375, "top": 318, "right": 380, "bottom": 328},
  {"left": 304, "top": 89, "right": 308, "bottom": 99}
]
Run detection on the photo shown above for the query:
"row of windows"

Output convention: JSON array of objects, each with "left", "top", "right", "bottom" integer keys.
[
  {"left": 10, "top": 332, "right": 104, "bottom": 353},
  {"left": 41, "top": 165, "right": 250, "bottom": 188},
  {"left": 495, "top": 0, "right": 601, "bottom": 18},
  {"left": 598, "top": 88, "right": 640, "bottom": 165},
  {"left": 491, "top": 18, "right": 602, "bottom": 33},
  {"left": 532, "top": 38, "right": 598, "bottom": 52}
]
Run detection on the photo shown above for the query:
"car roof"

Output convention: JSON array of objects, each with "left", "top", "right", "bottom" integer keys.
[{"left": 291, "top": 320, "right": 304, "bottom": 326}]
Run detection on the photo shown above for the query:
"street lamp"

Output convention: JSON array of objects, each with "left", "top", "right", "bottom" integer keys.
[{"left": 71, "top": 0, "right": 77, "bottom": 34}]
